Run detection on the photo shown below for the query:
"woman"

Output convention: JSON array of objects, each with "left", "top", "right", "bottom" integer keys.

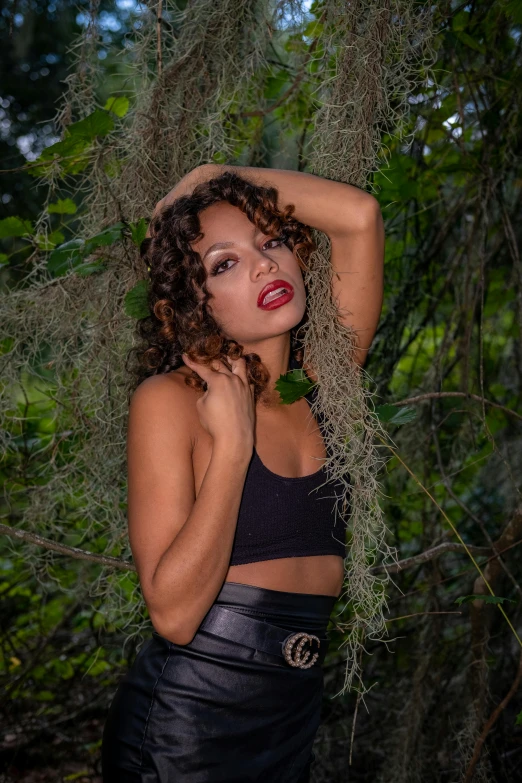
[{"left": 101, "top": 164, "right": 384, "bottom": 782}]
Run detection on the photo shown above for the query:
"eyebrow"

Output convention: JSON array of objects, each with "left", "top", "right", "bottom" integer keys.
[
  {"left": 202, "top": 241, "right": 236, "bottom": 262},
  {"left": 201, "top": 226, "right": 265, "bottom": 263}
]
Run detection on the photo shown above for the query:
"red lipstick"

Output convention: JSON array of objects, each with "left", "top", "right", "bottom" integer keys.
[{"left": 257, "top": 279, "right": 294, "bottom": 310}]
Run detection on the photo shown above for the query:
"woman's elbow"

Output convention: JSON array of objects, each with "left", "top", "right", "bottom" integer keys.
[{"left": 151, "top": 613, "right": 198, "bottom": 646}]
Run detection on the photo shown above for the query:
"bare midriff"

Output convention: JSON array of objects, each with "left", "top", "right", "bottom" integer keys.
[{"left": 225, "top": 555, "right": 344, "bottom": 598}]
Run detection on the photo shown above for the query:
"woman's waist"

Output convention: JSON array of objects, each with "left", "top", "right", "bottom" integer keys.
[
  {"left": 214, "top": 579, "right": 337, "bottom": 635},
  {"left": 225, "top": 554, "right": 344, "bottom": 605}
]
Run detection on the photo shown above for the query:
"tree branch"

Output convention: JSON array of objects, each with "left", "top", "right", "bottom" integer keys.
[
  {"left": 464, "top": 648, "right": 522, "bottom": 783},
  {"left": 2, "top": 524, "right": 520, "bottom": 582},
  {"left": 0, "top": 523, "right": 136, "bottom": 572},
  {"left": 389, "top": 391, "right": 522, "bottom": 422},
  {"left": 370, "top": 542, "right": 491, "bottom": 574}
]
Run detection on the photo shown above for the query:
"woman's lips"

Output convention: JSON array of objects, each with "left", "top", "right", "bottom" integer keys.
[{"left": 257, "top": 281, "right": 295, "bottom": 310}]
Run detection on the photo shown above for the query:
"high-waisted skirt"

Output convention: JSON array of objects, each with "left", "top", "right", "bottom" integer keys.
[{"left": 101, "top": 580, "right": 337, "bottom": 782}]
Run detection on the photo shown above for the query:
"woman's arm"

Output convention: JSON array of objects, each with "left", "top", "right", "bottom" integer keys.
[
  {"left": 218, "top": 165, "right": 384, "bottom": 369},
  {"left": 154, "top": 164, "right": 384, "bottom": 368},
  {"left": 127, "top": 374, "right": 252, "bottom": 645},
  {"left": 211, "top": 164, "right": 379, "bottom": 238}
]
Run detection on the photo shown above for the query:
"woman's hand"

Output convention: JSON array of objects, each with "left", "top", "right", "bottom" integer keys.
[
  {"left": 182, "top": 354, "right": 255, "bottom": 455},
  {"left": 149, "top": 164, "right": 222, "bottom": 229}
]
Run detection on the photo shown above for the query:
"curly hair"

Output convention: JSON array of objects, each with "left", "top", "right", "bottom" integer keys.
[{"left": 126, "top": 169, "right": 317, "bottom": 401}]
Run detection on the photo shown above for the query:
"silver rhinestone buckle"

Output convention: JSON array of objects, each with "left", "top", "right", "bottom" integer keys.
[{"left": 282, "top": 632, "right": 321, "bottom": 669}]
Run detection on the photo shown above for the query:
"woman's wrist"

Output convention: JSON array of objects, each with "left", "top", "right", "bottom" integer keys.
[{"left": 151, "top": 164, "right": 218, "bottom": 221}]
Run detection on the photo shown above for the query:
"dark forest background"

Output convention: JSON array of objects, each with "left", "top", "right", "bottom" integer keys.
[{"left": 1, "top": 1, "right": 522, "bottom": 781}]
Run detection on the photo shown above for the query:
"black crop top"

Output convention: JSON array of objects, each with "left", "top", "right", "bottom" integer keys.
[{"left": 228, "top": 353, "right": 349, "bottom": 566}]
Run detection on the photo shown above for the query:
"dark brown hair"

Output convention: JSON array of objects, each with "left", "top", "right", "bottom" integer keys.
[{"left": 127, "top": 169, "right": 317, "bottom": 400}]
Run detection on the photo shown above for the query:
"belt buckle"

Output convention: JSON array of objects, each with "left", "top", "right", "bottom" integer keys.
[{"left": 282, "top": 632, "right": 321, "bottom": 669}]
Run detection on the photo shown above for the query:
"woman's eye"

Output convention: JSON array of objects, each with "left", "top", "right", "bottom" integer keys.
[
  {"left": 210, "top": 258, "right": 234, "bottom": 276},
  {"left": 210, "top": 237, "right": 286, "bottom": 276},
  {"left": 264, "top": 236, "right": 285, "bottom": 249}
]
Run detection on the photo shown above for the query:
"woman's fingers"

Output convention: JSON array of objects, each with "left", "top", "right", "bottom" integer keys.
[
  {"left": 182, "top": 354, "right": 237, "bottom": 379},
  {"left": 182, "top": 354, "right": 216, "bottom": 383},
  {"left": 228, "top": 357, "right": 251, "bottom": 386},
  {"left": 181, "top": 351, "right": 256, "bottom": 447},
  {"left": 183, "top": 354, "right": 251, "bottom": 387}
]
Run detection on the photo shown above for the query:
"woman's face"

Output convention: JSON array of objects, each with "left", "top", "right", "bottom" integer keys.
[{"left": 190, "top": 201, "right": 307, "bottom": 347}]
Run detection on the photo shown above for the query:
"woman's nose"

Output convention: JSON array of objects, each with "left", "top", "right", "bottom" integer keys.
[{"left": 253, "top": 254, "right": 278, "bottom": 274}]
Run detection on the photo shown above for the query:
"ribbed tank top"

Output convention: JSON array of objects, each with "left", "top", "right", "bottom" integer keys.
[{"left": 228, "top": 353, "right": 348, "bottom": 566}]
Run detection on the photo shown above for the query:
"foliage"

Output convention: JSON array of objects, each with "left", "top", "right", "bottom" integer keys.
[
  {"left": 275, "top": 368, "right": 316, "bottom": 403},
  {"left": 1, "top": 1, "right": 522, "bottom": 781}
]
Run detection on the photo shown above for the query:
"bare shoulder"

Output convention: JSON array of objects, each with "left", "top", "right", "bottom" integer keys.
[
  {"left": 129, "top": 367, "right": 203, "bottom": 444},
  {"left": 130, "top": 366, "right": 200, "bottom": 407}
]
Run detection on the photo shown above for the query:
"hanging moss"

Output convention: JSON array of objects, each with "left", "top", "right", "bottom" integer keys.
[{"left": 0, "top": 0, "right": 438, "bottom": 697}]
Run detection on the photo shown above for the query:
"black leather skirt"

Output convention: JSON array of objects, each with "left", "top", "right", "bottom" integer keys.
[{"left": 101, "top": 580, "right": 337, "bottom": 782}]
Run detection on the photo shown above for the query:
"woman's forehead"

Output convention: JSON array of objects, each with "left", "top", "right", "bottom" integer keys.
[{"left": 192, "top": 203, "right": 263, "bottom": 254}]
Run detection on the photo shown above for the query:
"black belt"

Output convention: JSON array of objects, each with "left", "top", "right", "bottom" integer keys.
[{"left": 199, "top": 605, "right": 329, "bottom": 669}]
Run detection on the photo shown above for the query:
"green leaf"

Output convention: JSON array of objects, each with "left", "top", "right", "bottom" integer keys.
[
  {"left": 76, "top": 259, "right": 107, "bottom": 277},
  {"left": 52, "top": 658, "right": 75, "bottom": 679},
  {"left": 0, "top": 253, "right": 8, "bottom": 265},
  {"left": 516, "top": 710, "right": 522, "bottom": 726},
  {"left": 0, "top": 216, "right": 33, "bottom": 238},
  {"left": 35, "top": 236, "right": 52, "bottom": 251},
  {"left": 454, "top": 594, "right": 516, "bottom": 606},
  {"left": 275, "top": 370, "right": 315, "bottom": 404},
  {"left": 35, "top": 689, "right": 55, "bottom": 701},
  {"left": 455, "top": 31, "right": 487, "bottom": 55},
  {"left": 67, "top": 109, "right": 114, "bottom": 140},
  {"left": 451, "top": 10, "right": 470, "bottom": 31},
  {"left": 83, "top": 222, "right": 125, "bottom": 253},
  {"left": 212, "top": 150, "right": 227, "bottom": 165},
  {"left": 505, "top": 1, "right": 522, "bottom": 24},
  {"left": 49, "top": 230, "right": 66, "bottom": 245},
  {"left": 47, "top": 238, "right": 85, "bottom": 276},
  {"left": 34, "top": 230, "right": 65, "bottom": 251},
  {"left": 124, "top": 279, "right": 151, "bottom": 319},
  {"left": 265, "top": 72, "right": 289, "bottom": 101},
  {"left": 30, "top": 110, "right": 114, "bottom": 177},
  {"left": 303, "top": 19, "right": 323, "bottom": 38},
  {"left": 86, "top": 659, "right": 110, "bottom": 676},
  {"left": 48, "top": 198, "right": 77, "bottom": 215},
  {"left": 128, "top": 217, "right": 148, "bottom": 247},
  {"left": 104, "top": 96, "right": 130, "bottom": 118},
  {"left": 31, "top": 136, "right": 91, "bottom": 177},
  {"left": 375, "top": 404, "right": 417, "bottom": 425},
  {"left": 47, "top": 222, "right": 124, "bottom": 277}
]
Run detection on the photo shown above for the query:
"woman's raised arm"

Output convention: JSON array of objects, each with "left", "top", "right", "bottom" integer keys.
[{"left": 152, "top": 164, "right": 384, "bottom": 369}]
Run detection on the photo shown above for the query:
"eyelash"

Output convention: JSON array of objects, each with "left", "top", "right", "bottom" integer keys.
[{"left": 209, "top": 236, "right": 287, "bottom": 277}]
